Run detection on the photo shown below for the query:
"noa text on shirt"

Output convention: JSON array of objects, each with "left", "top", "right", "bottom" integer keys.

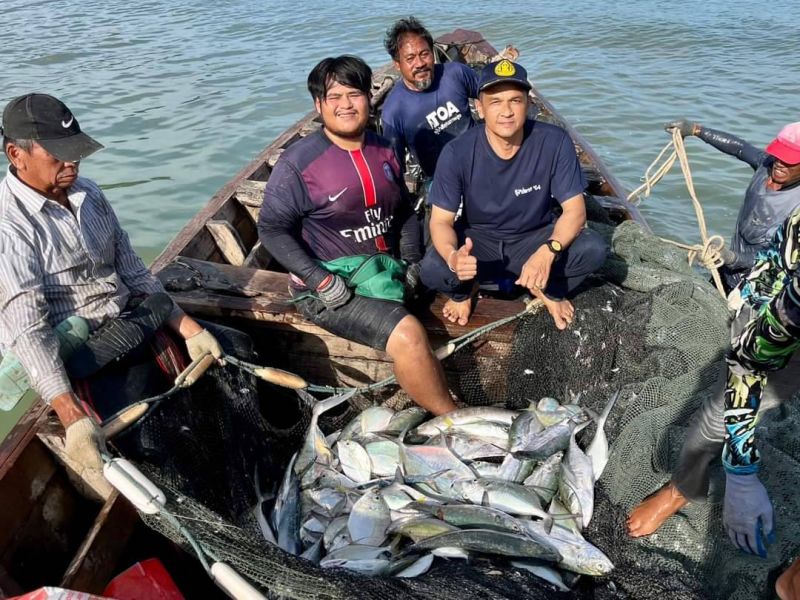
[{"left": 426, "top": 101, "right": 463, "bottom": 134}]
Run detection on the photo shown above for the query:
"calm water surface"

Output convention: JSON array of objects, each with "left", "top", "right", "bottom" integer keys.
[{"left": 3, "top": 0, "right": 798, "bottom": 262}]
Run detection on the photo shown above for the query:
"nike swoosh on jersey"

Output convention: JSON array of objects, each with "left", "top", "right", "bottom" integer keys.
[{"left": 328, "top": 188, "right": 348, "bottom": 202}]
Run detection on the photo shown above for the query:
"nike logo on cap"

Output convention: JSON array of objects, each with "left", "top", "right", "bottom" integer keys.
[
  {"left": 328, "top": 188, "right": 347, "bottom": 202},
  {"left": 62, "top": 115, "right": 74, "bottom": 128}
]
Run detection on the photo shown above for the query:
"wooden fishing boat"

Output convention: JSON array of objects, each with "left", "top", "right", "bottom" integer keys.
[{"left": 0, "top": 29, "right": 645, "bottom": 597}]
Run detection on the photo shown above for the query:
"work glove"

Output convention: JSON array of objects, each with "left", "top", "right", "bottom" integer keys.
[
  {"left": 65, "top": 416, "right": 113, "bottom": 499},
  {"left": 664, "top": 118, "right": 699, "bottom": 138},
  {"left": 723, "top": 471, "right": 776, "bottom": 558},
  {"left": 404, "top": 261, "right": 422, "bottom": 299},
  {"left": 185, "top": 328, "right": 223, "bottom": 362},
  {"left": 316, "top": 273, "right": 352, "bottom": 310}
]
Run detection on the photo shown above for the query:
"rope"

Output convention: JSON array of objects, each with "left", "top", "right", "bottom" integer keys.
[{"left": 627, "top": 128, "right": 727, "bottom": 297}]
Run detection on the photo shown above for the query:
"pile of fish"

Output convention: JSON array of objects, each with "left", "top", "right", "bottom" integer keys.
[{"left": 257, "top": 389, "right": 619, "bottom": 590}]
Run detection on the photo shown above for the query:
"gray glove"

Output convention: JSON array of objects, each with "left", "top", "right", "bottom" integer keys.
[
  {"left": 404, "top": 262, "right": 422, "bottom": 298},
  {"left": 65, "top": 416, "right": 113, "bottom": 499},
  {"left": 723, "top": 471, "right": 775, "bottom": 558},
  {"left": 316, "top": 273, "right": 352, "bottom": 310},
  {"left": 664, "top": 118, "right": 699, "bottom": 138}
]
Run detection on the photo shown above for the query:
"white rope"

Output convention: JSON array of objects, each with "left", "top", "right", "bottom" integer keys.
[{"left": 627, "top": 129, "right": 727, "bottom": 298}]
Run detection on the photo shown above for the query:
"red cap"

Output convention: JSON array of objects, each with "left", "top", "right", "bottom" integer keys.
[{"left": 765, "top": 122, "right": 800, "bottom": 165}]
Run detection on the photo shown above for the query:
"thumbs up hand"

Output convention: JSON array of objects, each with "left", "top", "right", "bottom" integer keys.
[{"left": 447, "top": 237, "right": 478, "bottom": 282}]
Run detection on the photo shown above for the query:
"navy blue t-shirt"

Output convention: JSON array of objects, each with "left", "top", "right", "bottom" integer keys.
[
  {"left": 381, "top": 62, "right": 479, "bottom": 177},
  {"left": 429, "top": 120, "right": 586, "bottom": 237}
]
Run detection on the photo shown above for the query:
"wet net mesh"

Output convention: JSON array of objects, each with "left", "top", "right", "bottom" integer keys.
[{"left": 121, "top": 211, "right": 799, "bottom": 599}]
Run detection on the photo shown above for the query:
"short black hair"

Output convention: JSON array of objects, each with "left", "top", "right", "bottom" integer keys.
[
  {"left": 384, "top": 17, "right": 434, "bottom": 60},
  {"left": 307, "top": 55, "right": 372, "bottom": 102}
]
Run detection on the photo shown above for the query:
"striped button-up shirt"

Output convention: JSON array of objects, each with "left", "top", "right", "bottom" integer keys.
[{"left": 0, "top": 167, "right": 166, "bottom": 403}]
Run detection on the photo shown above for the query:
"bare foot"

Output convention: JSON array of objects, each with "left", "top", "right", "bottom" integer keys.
[
  {"left": 443, "top": 297, "right": 473, "bottom": 326},
  {"left": 540, "top": 296, "right": 575, "bottom": 330},
  {"left": 627, "top": 483, "right": 689, "bottom": 537}
]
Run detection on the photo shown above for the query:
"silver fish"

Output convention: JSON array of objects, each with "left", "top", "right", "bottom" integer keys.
[
  {"left": 508, "top": 410, "right": 544, "bottom": 453},
  {"left": 512, "top": 413, "right": 588, "bottom": 461},
  {"left": 295, "top": 390, "right": 356, "bottom": 475},
  {"left": 323, "top": 515, "right": 349, "bottom": 551},
  {"left": 548, "top": 496, "right": 582, "bottom": 536},
  {"left": 348, "top": 487, "right": 391, "bottom": 546},
  {"left": 521, "top": 520, "right": 614, "bottom": 576},
  {"left": 558, "top": 423, "right": 595, "bottom": 528},
  {"left": 585, "top": 390, "right": 620, "bottom": 480},
  {"left": 253, "top": 463, "right": 277, "bottom": 545},
  {"left": 449, "top": 478, "right": 553, "bottom": 528},
  {"left": 407, "top": 528, "right": 561, "bottom": 562},
  {"left": 497, "top": 453, "right": 536, "bottom": 483},
  {"left": 387, "top": 516, "right": 460, "bottom": 542},
  {"left": 320, "top": 544, "right": 392, "bottom": 575},
  {"left": 300, "top": 538, "right": 324, "bottom": 564},
  {"left": 413, "top": 502, "right": 529, "bottom": 536},
  {"left": 340, "top": 406, "right": 395, "bottom": 441},
  {"left": 336, "top": 440, "right": 372, "bottom": 483},
  {"left": 534, "top": 397, "right": 582, "bottom": 427},
  {"left": 276, "top": 466, "right": 302, "bottom": 555},
  {"left": 470, "top": 460, "right": 503, "bottom": 478},
  {"left": 303, "top": 487, "right": 347, "bottom": 518},
  {"left": 510, "top": 560, "right": 569, "bottom": 591},
  {"left": 364, "top": 438, "right": 401, "bottom": 477},
  {"left": 413, "top": 407, "right": 518, "bottom": 437},
  {"left": 392, "top": 553, "right": 435, "bottom": 578},
  {"left": 398, "top": 435, "right": 474, "bottom": 492},
  {"left": 428, "top": 433, "right": 508, "bottom": 461},
  {"left": 523, "top": 451, "right": 563, "bottom": 504},
  {"left": 381, "top": 406, "right": 429, "bottom": 435}
]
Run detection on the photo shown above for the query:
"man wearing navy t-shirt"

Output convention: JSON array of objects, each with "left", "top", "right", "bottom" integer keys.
[
  {"left": 381, "top": 17, "right": 479, "bottom": 178},
  {"left": 258, "top": 55, "right": 456, "bottom": 416},
  {"left": 419, "top": 59, "right": 608, "bottom": 329}
]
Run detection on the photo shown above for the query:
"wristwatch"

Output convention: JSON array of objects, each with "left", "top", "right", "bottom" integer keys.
[{"left": 545, "top": 239, "right": 563, "bottom": 256}]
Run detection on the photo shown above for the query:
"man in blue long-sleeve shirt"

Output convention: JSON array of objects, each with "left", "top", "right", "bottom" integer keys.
[{"left": 665, "top": 120, "right": 800, "bottom": 290}]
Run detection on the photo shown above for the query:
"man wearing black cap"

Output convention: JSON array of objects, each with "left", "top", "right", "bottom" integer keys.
[
  {"left": 419, "top": 60, "right": 608, "bottom": 328},
  {"left": 0, "top": 93, "right": 224, "bottom": 497}
]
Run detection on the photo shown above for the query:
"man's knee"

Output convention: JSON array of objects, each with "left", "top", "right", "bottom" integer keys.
[
  {"left": 419, "top": 248, "right": 460, "bottom": 293},
  {"left": 386, "top": 315, "right": 430, "bottom": 357},
  {"left": 572, "top": 229, "right": 609, "bottom": 272}
]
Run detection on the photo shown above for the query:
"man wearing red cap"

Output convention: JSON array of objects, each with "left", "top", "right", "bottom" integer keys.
[
  {"left": 664, "top": 120, "right": 800, "bottom": 290},
  {"left": 0, "top": 93, "right": 228, "bottom": 497}
]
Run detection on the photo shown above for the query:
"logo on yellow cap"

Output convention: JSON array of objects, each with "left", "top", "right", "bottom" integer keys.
[{"left": 494, "top": 60, "right": 516, "bottom": 77}]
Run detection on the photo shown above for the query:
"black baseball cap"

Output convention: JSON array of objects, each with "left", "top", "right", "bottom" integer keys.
[
  {"left": 1, "top": 93, "right": 103, "bottom": 162},
  {"left": 478, "top": 59, "right": 532, "bottom": 93}
]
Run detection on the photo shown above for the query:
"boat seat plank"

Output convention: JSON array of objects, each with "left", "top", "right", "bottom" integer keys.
[{"left": 159, "top": 257, "right": 524, "bottom": 341}]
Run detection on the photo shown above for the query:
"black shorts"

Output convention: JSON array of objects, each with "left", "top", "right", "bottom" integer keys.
[{"left": 292, "top": 292, "right": 409, "bottom": 351}]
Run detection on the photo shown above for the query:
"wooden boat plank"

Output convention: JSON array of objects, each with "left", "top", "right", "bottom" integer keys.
[
  {"left": 206, "top": 220, "right": 248, "bottom": 266},
  {"left": 0, "top": 438, "right": 58, "bottom": 553},
  {"left": 60, "top": 491, "right": 139, "bottom": 593},
  {"left": 0, "top": 403, "right": 49, "bottom": 481}
]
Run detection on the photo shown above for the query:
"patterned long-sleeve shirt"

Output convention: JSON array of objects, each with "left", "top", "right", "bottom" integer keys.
[
  {"left": 0, "top": 168, "right": 166, "bottom": 403},
  {"left": 723, "top": 208, "right": 800, "bottom": 473}
]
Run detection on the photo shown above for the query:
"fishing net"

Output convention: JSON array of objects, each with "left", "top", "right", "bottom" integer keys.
[{"left": 122, "top": 209, "right": 799, "bottom": 599}]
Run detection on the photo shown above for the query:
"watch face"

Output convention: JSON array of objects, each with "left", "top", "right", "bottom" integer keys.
[{"left": 549, "top": 240, "right": 562, "bottom": 252}]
